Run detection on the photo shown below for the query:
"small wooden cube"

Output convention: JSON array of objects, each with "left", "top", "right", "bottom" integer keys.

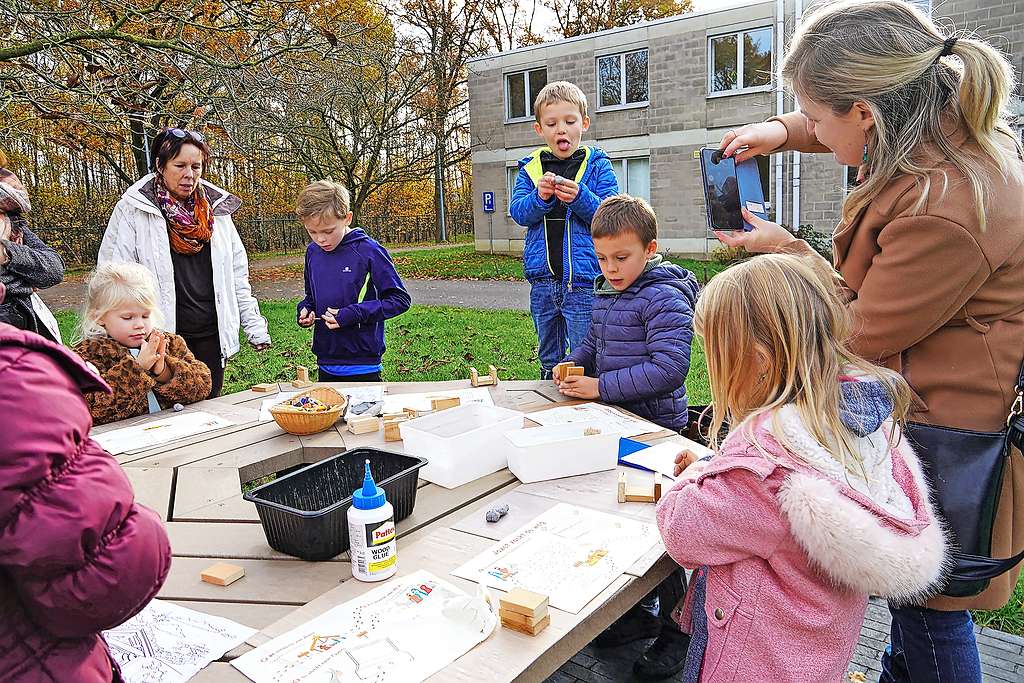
[
  {"left": 291, "top": 379, "right": 313, "bottom": 389},
  {"left": 583, "top": 427, "right": 601, "bottom": 436},
  {"left": 201, "top": 562, "right": 245, "bottom": 587},
  {"left": 383, "top": 419, "right": 404, "bottom": 442},
  {"left": 347, "top": 415, "right": 380, "bottom": 435},
  {"left": 552, "top": 362, "right": 573, "bottom": 382},
  {"left": 501, "top": 612, "right": 550, "bottom": 636},
  {"left": 566, "top": 366, "right": 584, "bottom": 377},
  {"left": 617, "top": 471, "right": 627, "bottom": 503},
  {"left": 295, "top": 366, "right": 309, "bottom": 383},
  {"left": 430, "top": 396, "right": 461, "bottom": 411},
  {"left": 498, "top": 608, "right": 545, "bottom": 629},
  {"left": 499, "top": 587, "right": 549, "bottom": 620},
  {"left": 251, "top": 383, "right": 276, "bottom": 393}
]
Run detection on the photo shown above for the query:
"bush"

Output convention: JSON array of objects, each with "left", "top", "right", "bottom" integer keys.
[
  {"left": 792, "top": 224, "right": 833, "bottom": 261},
  {"left": 710, "top": 245, "right": 749, "bottom": 265}
]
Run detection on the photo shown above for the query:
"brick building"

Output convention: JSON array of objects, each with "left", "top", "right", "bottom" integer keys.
[{"left": 466, "top": 0, "right": 1024, "bottom": 257}]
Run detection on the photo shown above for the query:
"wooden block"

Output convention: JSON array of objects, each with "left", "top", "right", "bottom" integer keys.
[
  {"left": 617, "top": 471, "right": 627, "bottom": 504},
  {"left": 403, "top": 407, "right": 420, "bottom": 419},
  {"left": 430, "top": 397, "right": 461, "bottom": 411},
  {"left": 501, "top": 612, "right": 550, "bottom": 636},
  {"left": 552, "top": 362, "right": 573, "bottom": 382},
  {"left": 295, "top": 366, "right": 309, "bottom": 383},
  {"left": 291, "top": 379, "right": 313, "bottom": 389},
  {"left": 469, "top": 365, "right": 499, "bottom": 387},
  {"left": 583, "top": 426, "right": 601, "bottom": 436},
  {"left": 498, "top": 587, "right": 548, "bottom": 620},
  {"left": 250, "top": 383, "right": 276, "bottom": 393},
  {"left": 383, "top": 420, "right": 403, "bottom": 442},
  {"left": 623, "top": 492, "right": 657, "bottom": 503},
  {"left": 201, "top": 562, "right": 245, "bottom": 587},
  {"left": 654, "top": 472, "right": 663, "bottom": 503},
  {"left": 498, "top": 608, "right": 545, "bottom": 629},
  {"left": 566, "top": 366, "right": 584, "bottom": 377},
  {"left": 347, "top": 415, "right": 380, "bottom": 435}
]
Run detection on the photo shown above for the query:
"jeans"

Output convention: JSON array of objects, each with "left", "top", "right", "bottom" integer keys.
[
  {"left": 529, "top": 279, "right": 593, "bottom": 378},
  {"left": 879, "top": 604, "right": 982, "bottom": 683}
]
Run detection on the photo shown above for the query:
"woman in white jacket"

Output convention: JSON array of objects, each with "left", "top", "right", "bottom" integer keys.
[{"left": 98, "top": 128, "right": 271, "bottom": 397}]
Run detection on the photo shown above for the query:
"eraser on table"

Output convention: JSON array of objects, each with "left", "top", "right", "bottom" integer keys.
[{"left": 201, "top": 562, "right": 245, "bottom": 586}]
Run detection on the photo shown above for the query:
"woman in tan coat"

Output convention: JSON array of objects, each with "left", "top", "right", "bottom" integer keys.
[{"left": 715, "top": 1, "right": 1024, "bottom": 681}]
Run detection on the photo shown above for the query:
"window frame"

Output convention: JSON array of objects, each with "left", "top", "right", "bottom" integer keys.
[
  {"left": 504, "top": 67, "right": 547, "bottom": 124},
  {"left": 706, "top": 27, "right": 774, "bottom": 99},
  {"left": 596, "top": 48, "right": 650, "bottom": 112},
  {"left": 506, "top": 165, "right": 520, "bottom": 214},
  {"left": 609, "top": 155, "right": 651, "bottom": 201}
]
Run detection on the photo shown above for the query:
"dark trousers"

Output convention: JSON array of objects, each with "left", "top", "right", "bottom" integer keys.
[
  {"left": 879, "top": 605, "right": 982, "bottom": 683},
  {"left": 639, "top": 568, "right": 689, "bottom": 628},
  {"left": 317, "top": 369, "right": 383, "bottom": 383},
  {"left": 180, "top": 333, "right": 223, "bottom": 399}
]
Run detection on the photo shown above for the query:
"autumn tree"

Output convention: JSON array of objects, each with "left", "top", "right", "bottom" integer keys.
[
  {"left": 544, "top": 0, "right": 693, "bottom": 38},
  {"left": 481, "top": 0, "right": 546, "bottom": 53}
]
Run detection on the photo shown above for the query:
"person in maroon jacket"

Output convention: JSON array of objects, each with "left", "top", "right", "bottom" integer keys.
[{"left": 0, "top": 285, "right": 172, "bottom": 682}]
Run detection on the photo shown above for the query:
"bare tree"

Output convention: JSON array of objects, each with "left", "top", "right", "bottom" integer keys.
[
  {"left": 481, "top": 0, "right": 545, "bottom": 53},
  {"left": 544, "top": 0, "right": 693, "bottom": 38}
]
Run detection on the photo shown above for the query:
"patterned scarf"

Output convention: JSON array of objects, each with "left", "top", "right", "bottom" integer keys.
[
  {"left": 0, "top": 167, "right": 31, "bottom": 243},
  {"left": 155, "top": 175, "right": 213, "bottom": 255}
]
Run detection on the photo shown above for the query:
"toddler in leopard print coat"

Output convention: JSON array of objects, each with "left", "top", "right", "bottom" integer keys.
[{"left": 73, "top": 262, "right": 211, "bottom": 425}]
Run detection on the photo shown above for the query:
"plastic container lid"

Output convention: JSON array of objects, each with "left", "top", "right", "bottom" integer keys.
[{"left": 352, "top": 459, "right": 386, "bottom": 510}]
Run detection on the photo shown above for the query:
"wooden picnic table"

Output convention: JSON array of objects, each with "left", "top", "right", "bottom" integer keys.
[{"left": 93, "top": 379, "right": 692, "bottom": 682}]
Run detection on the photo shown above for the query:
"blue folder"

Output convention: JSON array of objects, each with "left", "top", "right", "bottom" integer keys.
[{"left": 618, "top": 437, "right": 656, "bottom": 474}]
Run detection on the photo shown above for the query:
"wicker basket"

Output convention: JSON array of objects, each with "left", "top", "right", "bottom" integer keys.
[{"left": 269, "top": 387, "right": 347, "bottom": 436}]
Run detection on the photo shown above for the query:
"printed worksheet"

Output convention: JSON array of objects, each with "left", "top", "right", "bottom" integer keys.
[
  {"left": 526, "top": 403, "right": 663, "bottom": 438},
  {"left": 452, "top": 503, "right": 660, "bottom": 613},
  {"left": 91, "top": 411, "right": 235, "bottom": 454},
  {"left": 104, "top": 599, "right": 255, "bottom": 683},
  {"left": 232, "top": 570, "right": 496, "bottom": 683}
]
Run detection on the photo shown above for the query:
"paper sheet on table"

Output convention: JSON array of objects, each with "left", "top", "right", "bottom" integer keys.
[
  {"left": 345, "top": 385, "right": 385, "bottom": 405},
  {"left": 92, "top": 411, "right": 235, "bottom": 454},
  {"left": 231, "top": 570, "right": 496, "bottom": 683},
  {"left": 620, "top": 438, "right": 713, "bottom": 480},
  {"left": 104, "top": 599, "right": 255, "bottom": 683},
  {"left": 381, "top": 387, "right": 494, "bottom": 414},
  {"left": 526, "top": 403, "right": 663, "bottom": 438},
  {"left": 259, "top": 392, "right": 299, "bottom": 422},
  {"left": 451, "top": 503, "right": 660, "bottom": 614}
]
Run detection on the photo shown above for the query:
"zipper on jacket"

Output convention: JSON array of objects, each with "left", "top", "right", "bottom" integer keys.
[{"left": 566, "top": 208, "right": 573, "bottom": 291}]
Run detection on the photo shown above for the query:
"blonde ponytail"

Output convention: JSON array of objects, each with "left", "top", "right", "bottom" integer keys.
[{"left": 783, "top": 0, "right": 1023, "bottom": 230}]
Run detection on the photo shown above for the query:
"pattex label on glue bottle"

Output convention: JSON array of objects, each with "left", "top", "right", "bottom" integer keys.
[{"left": 348, "top": 459, "right": 398, "bottom": 582}]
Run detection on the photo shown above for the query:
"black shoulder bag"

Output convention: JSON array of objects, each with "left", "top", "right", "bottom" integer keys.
[{"left": 906, "top": 360, "right": 1024, "bottom": 597}]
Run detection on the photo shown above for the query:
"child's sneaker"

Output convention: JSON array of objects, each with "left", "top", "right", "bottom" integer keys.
[{"left": 633, "top": 627, "right": 691, "bottom": 680}]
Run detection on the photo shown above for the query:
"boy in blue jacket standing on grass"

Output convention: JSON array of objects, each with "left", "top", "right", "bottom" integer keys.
[
  {"left": 510, "top": 81, "right": 619, "bottom": 379},
  {"left": 295, "top": 180, "right": 411, "bottom": 382},
  {"left": 556, "top": 194, "right": 698, "bottom": 680}
]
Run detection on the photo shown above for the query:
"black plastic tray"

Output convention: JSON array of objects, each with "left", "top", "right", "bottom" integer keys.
[{"left": 243, "top": 447, "right": 427, "bottom": 561}]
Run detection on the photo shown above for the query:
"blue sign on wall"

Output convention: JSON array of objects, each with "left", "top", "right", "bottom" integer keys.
[{"left": 482, "top": 191, "right": 495, "bottom": 214}]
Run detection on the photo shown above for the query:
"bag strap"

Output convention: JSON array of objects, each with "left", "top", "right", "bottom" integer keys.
[
  {"left": 1009, "top": 357, "right": 1024, "bottom": 449},
  {"left": 951, "top": 549, "right": 1024, "bottom": 582}
]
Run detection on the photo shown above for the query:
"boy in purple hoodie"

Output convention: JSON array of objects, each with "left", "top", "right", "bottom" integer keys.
[{"left": 295, "top": 181, "right": 411, "bottom": 382}]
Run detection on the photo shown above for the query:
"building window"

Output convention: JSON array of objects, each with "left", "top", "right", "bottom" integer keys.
[
  {"left": 610, "top": 157, "right": 651, "bottom": 202},
  {"left": 708, "top": 27, "right": 773, "bottom": 95},
  {"left": 598, "top": 49, "right": 649, "bottom": 109},
  {"left": 506, "top": 166, "right": 520, "bottom": 212},
  {"left": 505, "top": 68, "right": 547, "bottom": 121}
]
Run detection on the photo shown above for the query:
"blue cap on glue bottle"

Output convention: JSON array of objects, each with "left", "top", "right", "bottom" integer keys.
[{"left": 352, "top": 460, "right": 386, "bottom": 510}]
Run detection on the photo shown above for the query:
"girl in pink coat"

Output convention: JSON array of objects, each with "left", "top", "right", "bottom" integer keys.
[{"left": 657, "top": 254, "right": 948, "bottom": 682}]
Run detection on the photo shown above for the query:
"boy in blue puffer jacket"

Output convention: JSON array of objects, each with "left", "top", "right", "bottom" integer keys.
[
  {"left": 510, "top": 80, "right": 619, "bottom": 379},
  {"left": 555, "top": 194, "right": 698, "bottom": 680}
]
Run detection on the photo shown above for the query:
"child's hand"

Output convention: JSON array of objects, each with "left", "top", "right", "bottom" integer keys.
[
  {"left": 553, "top": 177, "right": 579, "bottom": 204},
  {"left": 537, "top": 172, "right": 556, "bottom": 201},
  {"left": 150, "top": 333, "right": 168, "bottom": 377},
  {"left": 135, "top": 331, "right": 162, "bottom": 372},
  {"left": 323, "top": 307, "right": 341, "bottom": 330},
  {"left": 674, "top": 449, "right": 708, "bottom": 481},
  {"left": 557, "top": 374, "right": 600, "bottom": 399},
  {"left": 297, "top": 307, "right": 316, "bottom": 328}
]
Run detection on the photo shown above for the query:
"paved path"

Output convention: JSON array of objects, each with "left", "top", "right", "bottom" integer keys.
[
  {"left": 41, "top": 251, "right": 530, "bottom": 312},
  {"left": 545, "top": 597, "right": 1024, "bottom": 682}
]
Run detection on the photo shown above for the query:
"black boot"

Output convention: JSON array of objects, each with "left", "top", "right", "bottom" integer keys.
[
  {"left": 633, "top": 627, "right": 692, "bottom": 680},
  {"left": 593, "top": 604, "right": 662, "bottom": 648}
]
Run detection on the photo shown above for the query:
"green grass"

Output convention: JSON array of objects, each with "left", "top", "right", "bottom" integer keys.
[{"left": 52, "top": 301, "right": 1020, "bottom": 635}]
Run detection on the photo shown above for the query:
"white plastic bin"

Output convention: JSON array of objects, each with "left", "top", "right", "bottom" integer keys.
[
  {"left": 399, "top": 404, "right": 525, "bottom": 489},
  {"left": 504, "top": 421, "right": 619, "bottom": 483}
]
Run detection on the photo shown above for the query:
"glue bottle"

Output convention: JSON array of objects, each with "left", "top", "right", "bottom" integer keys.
[{"left": 348, "top": 459, "right": 397, "bottom": 582}]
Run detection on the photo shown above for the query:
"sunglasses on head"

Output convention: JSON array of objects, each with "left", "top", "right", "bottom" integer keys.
[{"left": 165, "top": 128, "right": 205, "bottom": 144}]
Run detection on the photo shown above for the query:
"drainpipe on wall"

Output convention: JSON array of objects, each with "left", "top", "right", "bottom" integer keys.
[
  {"left": 792, "top": 0, "right": 803, "bottom": 229},
  {"left": 775, "top": 0, "right": 785, "bottom": 225}
]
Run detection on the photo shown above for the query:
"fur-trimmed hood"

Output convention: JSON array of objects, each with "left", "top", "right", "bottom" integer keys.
[{"left": 769, "top": 405, "right": 950, "bottom": 605}]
